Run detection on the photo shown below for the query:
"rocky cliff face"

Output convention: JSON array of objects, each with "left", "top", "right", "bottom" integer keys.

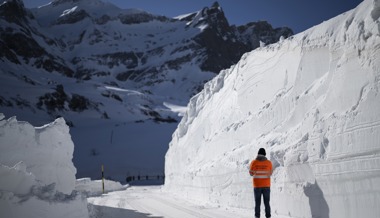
[
  {"left": 235, "top": 20, "right": 293, "bottom": 48},
  {"left": 0, "top": 0, "right": 74, "bottom": 76}
]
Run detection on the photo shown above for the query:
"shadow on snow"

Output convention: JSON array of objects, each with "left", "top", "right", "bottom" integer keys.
[
  {"left": 89, "top": 204, "right": 164, "bottom": 218},
  {"left": 304, "top": 181, "right": 330, "bottom": 218}
]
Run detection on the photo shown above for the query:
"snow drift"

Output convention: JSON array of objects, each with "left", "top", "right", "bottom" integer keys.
[
  {"left": 165, "top": 0, "right": 380, "bottom": 217},
  {"left": 0, "top": 114, "right": 88, "bottom": 218}
]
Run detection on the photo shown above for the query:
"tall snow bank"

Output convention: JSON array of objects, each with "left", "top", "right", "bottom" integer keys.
[
  {"left": 0, "top": 115, "right": 76, "bottom": 194},
  {"left": 165, "top": 0, "right": 380, "bottom": 217},
  {"left": 0, "top": 114, "right": 88, "bottom": 218}
]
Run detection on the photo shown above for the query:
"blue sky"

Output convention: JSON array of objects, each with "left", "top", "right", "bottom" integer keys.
[{"left": 22, "top": 0, "right": 363, "bottom": 33}]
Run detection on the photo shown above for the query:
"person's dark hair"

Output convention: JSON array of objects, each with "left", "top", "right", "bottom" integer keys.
[{"left": 258, "top": 148, "right": 266, "bottom": 156}]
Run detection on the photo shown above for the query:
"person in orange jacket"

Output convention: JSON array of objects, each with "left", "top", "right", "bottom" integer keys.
[{"left": 249, "top": 148, "right": 273, "bottom": 218}]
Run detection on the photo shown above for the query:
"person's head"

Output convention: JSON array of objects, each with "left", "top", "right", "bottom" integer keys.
[{"left": 258, "top": 148, "right": 266, "bottom": 156}]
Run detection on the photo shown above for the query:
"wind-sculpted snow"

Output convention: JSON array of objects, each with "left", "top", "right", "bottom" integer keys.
[
  {"left": 165, "top": 0, "right": 380, "bottom": 217},
  {"left": 0, "top": 114, "right": 88, "bottom": 218},
  {"left": 177, "top": 69, "right": 228, "bottom": 138}
]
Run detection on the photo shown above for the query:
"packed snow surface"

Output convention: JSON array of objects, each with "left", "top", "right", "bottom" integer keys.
[
  {"left": 0, "top": 114, "right": 88, "bottom": 218},
  {"left": 87, "top": 186, "right": 252, "bottom": 218},
  {"left": 165, "top": 0, "right": 380, "bottom": 217}
]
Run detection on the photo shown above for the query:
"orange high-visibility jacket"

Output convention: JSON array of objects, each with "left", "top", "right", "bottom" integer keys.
[{"left": 249, "top": 156, "right": 273, "bottom": 188}]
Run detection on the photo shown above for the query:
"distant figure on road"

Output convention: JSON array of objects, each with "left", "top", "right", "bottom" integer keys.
[{"left": 249, "top": 148, "right": 273, "bottom": 218}]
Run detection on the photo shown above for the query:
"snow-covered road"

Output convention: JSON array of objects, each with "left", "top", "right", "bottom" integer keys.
[{"left": 88, "top": 186, "right": 252, "bottom": 218}]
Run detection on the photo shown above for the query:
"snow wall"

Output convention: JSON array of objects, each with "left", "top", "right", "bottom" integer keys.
[
  {"left": 165, "top": 0, "right": 380, "bottom": 217},
  {"left": 0, "top": 114, "right": 89, "bottom": 218}
]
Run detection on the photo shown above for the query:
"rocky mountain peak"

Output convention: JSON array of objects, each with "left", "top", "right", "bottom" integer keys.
[
  {"left": 211, "top": 1, "right": 220, "bottom": 8},
  {"left": 187, "top": 1, "right": 228, "bottom": 30},
  {"left": 189, "top": 2, "right": 248, "bottom": 73}
]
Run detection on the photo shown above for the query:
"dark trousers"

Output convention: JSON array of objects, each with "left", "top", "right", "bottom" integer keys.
[{"left": 254, "top": 187, "right": 271, "bottom": 218}]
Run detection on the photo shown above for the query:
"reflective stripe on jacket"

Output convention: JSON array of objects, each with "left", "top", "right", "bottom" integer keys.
[{"left": 249, "top": 155, "right": 273, "bottom": 188}]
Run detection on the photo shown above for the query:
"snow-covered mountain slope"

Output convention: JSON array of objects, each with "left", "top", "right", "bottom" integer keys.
[
  {"left": 0, "top": 114, "right": 88, "bottom": 218},
  {"left": 164, "top": 0, "right": 380, "bottom": 217},
  {"left": 0, "top": 0, "right": 292, "bottom": 181}
]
